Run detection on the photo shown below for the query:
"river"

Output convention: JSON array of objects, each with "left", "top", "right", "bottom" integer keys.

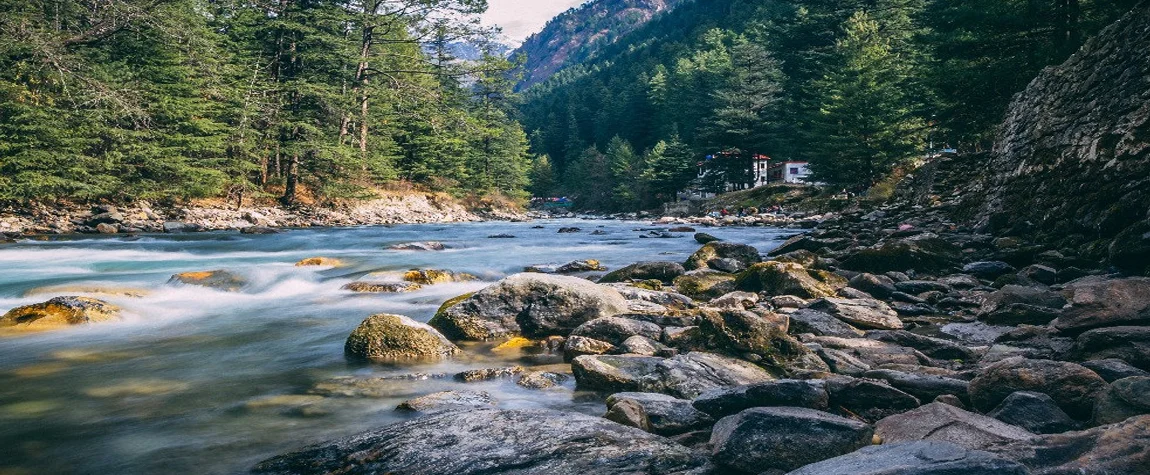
[{"left": 0, "top": 220, "right": 790, "bottom": 474}]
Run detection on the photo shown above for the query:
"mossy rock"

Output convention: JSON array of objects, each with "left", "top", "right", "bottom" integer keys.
[
  {"left": 684, "top": 242, "right": 763, "bottom": 271},
  {"left": 345, "top": 314, "right": 460, "bottom": 362},
  {"left": 0, "top": 296, "right": 121, "bottom": 331},
  {"left": 403, "top": 269, "right": 477, "bottom": 285},
  {"left": 674, "top": 272, "right": 737, "bottom": 300},
  {"left": 295, "top": 257, "right": 345, "bottom": 267},
  {"left": 169, "top": 270, "right": 246, "bottom": 291},
  {"left": 599, "top": 261, "right": 685, "bottom": 284},
  {"left": 734, "top": 262, "right": 836, "bottom": 299},
  {"left": 342, "top": 282, "right": 422, "bottom": 293}
]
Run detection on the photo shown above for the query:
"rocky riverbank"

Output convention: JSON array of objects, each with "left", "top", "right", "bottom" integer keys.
[{"left": 0, "top": 191, "right": 528, "bottom": 236}]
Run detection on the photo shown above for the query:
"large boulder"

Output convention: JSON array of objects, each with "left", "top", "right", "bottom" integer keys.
[
  {"left": 603, "top": 392, "right": 714, "bottom": 436},
  {"left": 692, "top": 379, "right": 829, "bottom": 419},
  {"left": 734, "top": 261, "right": 835, "bottom": 298},
  {"left": 826, "top": 377, "right": 921, "bottom": 422},
  {"left": 1092, "top": 376, "right": 1150, "bottom": 425},
  {"left": 571, "top": 354, "right": 663, "bottom": 392},
  {"left": 968, "top": 356, "right": 1107, "bottom": 419},
  {"left": 684, "top": 242, "right": 762, "bottom": 271},
  {"left": 987, "top": 391, "right": 1077, "bottom": 434},
  {"left": 1053, "top": 277, "right": 1150, "bottom": 333},
  {"left": 875, "top": 402, "right": 1034, "bottom": 451},
  {"left": 788, "top": 441, "right": 1029, "bottom": 475},
  {"left": 1072, "top": 325, "right": 1150, "bottom": 370},
  {"left": 639, "top": 352, "right": 775, "bottom": 399},
  {"left": 698, "top": 308, "right": 828, "bottom": 374},
  {"left": 0, "top": 296, "right": 121, "bottom": 330},
  {"left": 344, "top": 314, "right": 459, "bottom": 362},
  {"left": 838, "top": 234, "right": 961, "bottom": 274},
  {"left": 848, "top": 273, "right": 897, "bottom": 299},
  {"left": 809, "top": 298, "right": 903, "bottom": 330},
  {"left": 252, "top": 409, "right": 713, "bottom": 474},
  {"left": 599, "top": 261, "right": 686, "bottom": 284},
  {"left": 429, "top": 274, "right": 629, "bottom": 340},
  {"left": 570, "top": 316, "right": 662, "bottom": 346},
  {"left": 710, "top": 407, "right": 874, "bottom": 473},
  {"left": 986, "top": 415, "right": 1150, "bottom": 474}
]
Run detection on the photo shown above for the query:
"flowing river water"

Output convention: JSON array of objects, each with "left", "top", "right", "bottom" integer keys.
[{"left": 0, "top": 220, "right": 790, "bottom": 474}]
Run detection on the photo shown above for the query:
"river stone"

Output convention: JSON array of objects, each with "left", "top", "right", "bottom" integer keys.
[
  {"left": 395, "top": 390, "right": 494, "bottom": 413},
  {"left": 620, "top": 335, "right": 670, "bottom": 356},
  {"left": 977, "top": 285, "right": 1067, "bottom": 325},
  {"left": 639, "top": 352, "right": 775, "bottom": 399},
  {"left": 698, "top": 308, "right": 828, "bottom": 374},
  {"left": 734, "top": 261, "right": 835, "bottom": 298},
  {"left": 402, "top": 269, "right": 476, "bottom": 285},
  {"left": 788, "top": 309, "right": 864, "bottom": 338},
  {"left": 342, "top": 281, "right": 422, "bottom": 293},
  {"left": 862, "top": 369, "right": 969, "bottom": 404},
  {"left": 556, "top": 259, "right": 606, "bottom": 274},
  {"left": 691, "top": 379, "right": 829, "bottom": 419},
  {"left": 599, "top": 261, "right": 686, "bottom": 284},
  {"left": 604, "top": 392, "right": 714, "bottom": 436},
  {"left": 563, "top": 335, "right": 615, "bottom": 360},
  {"left": 344, "top": 314, "right": 459, "bottom": 362},
  {"left": 684, "top": 242, "right": 762, "bottom": 271},
  {"left": 1080, "top": 358, "right": 1150, "bottom": 382},
  {"left": 169, "top": 270, "right": 246, "bottom": 291},
  {"left": 252, "top": 409, "right": 713, "bottom": 474},
  {"left": 1052, "top": 276, "right": 1150, "bottom": 333},
  {"left": 986, "top": 415, "right": 1150, "bottom": 474},
  {"left": 673, "top": 271, "right": 736, "bottom": 300},
  {"left": 711, "top": 407, "right": 874, "bottom": 473},
  {"left": 708, "top": 291, "right": 759, "bottom": 309},
  {"left": 809, "top": 297, "right": 903, "bottom": 330},
  {"left": 429, "top": 273, "right": 629, "bottom": 340},
  {"left": 294, "top": 257, "right": 343, "bottom": 267},
  {"left": 694, "top": 232, "right": 720, "bottom": 244},
  {"left": 0, "top": 296, "right": 121, "bottom": 330},
  {"left": 787, "top": 441, "right": 1029, "bottom": 475},
  {"left": 866, "top": 330, "right": 976, "bottom": 361},
  {"left": 454, "top": 366, "right": 523, "bottom": 382},
  {"left": 387, "top": 241, "right": 445, "bottom": 251},
  {"left": 1092, "top": 376, "right": 1150, "bottom": 425},
  {"left": 875, "top": 402, "right": 1034, "bottom": 451},
  {"left": 1072, "top": 325, "right": 1150, "bottom": 370},
  {"left": 838, "top": 235, "right": 961, "bottom": 274},
  {"left": 570, "top": 316, "right": 662, "bottom": 346},
  {"left": 516, "top": 371, "right": 569, "bottom": 389},
  {"left": 987, "top": 391, "right": 1076, "bottom": 434},
  {"left": 707, "top": 258, "right": 744, "bottom": 274},
  {"left": 968, "top": 356, "right": 1107, "bottom": 418},
  {"left": 826, "top": 376, "right": 921, "bottom": 422},
  {"left": 963, "top": 261, "right": 1016, "bottom": 279},
  {"left": 571, "top": 354, "right": 663, "bottom": 392},
  {"left": 848, "top": 273, "right": 897, "bottom": 299},
  {"left": 602, "top": 285, "right": 694, "bottom": 309}
]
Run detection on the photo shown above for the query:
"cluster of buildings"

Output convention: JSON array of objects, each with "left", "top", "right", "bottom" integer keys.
[{"left": 698, "top": 152, "right": 812, "bottom": 191}]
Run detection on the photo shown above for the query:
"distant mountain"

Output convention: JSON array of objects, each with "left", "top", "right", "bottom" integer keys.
[{"left": 511, "top": 0, "right": 690, "bottom": 90}]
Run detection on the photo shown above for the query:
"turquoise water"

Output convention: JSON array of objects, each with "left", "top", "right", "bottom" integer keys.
[{"left": 0, "top": 220, "right": 789, "bottom": 474}]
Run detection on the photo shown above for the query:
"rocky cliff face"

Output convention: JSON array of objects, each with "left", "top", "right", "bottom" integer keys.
[{"left": 978, "top": 2, "right": 1150, "bottom": 271}]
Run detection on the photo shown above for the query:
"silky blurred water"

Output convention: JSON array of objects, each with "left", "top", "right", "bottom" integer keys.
[{"left": 0, "top": 220, "right": 790, "bottom": 474}]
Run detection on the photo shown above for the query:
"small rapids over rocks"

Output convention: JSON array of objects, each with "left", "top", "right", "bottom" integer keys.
[{"left": 0, "top": 220, "right": 787, "bottom": 475}]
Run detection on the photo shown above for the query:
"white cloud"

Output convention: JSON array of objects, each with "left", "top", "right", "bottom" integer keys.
[{"left": 482, "top": 0, "right": 587, "bottom": 44}]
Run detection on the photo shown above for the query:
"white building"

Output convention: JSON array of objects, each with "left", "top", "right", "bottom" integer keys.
[{"left": 766, "top": 161, "right": 813, "bottom": 184}]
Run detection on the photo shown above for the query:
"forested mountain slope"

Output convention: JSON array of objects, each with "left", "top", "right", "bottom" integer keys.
[
  {"left": 520, "top": 0, "right": 1143, "bottom": 211},
  {"left": 512, "top": 0, "right": 690, "bottom": 89}
]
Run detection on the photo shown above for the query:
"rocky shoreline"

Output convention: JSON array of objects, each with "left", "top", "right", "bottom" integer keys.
[{"left": 0, "top": 192, "right": 529, "bottom": 237}]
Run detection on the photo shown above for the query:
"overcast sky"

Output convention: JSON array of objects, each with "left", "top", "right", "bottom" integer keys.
[{"left": 482, "top": 0, "right": 587, "bottom": 44}]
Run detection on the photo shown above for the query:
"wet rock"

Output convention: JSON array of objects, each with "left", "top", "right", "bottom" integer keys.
[
  {"left": 429, "top": 273, "right": 629, "bottom": 340},
  {"left": 809, "top": 297, "right": 903, "bottom": 330},
  {"left": 402, "top": 269, "right": 476, "bottom": 285},
  {"left": 1072, "top": 326, "right": 1150, "bottom": 371},
  {"left": 395, "top": 390, "right": 494, "bottom": 413},
  {"left": 862, "top": 369, "right": 969, "bottom": 404},
  {"left": 1092, "top": 376, "right": 1150, "bottom": 425},
  {"left": 691, "top": 379, "right": 829, "bottom": 419},
  {"left": 604, "top": 392, "right": 714, "bottom": 436},
  {"left": 563, "top": 335, "right": 616, "bottom": 360},
  {"left": 516, "top": 371, "right": 569, "bottom": 389},
  {"left": 684, "top": 242, "right": 762, "bottom": 271},
  {"left": 599, "top": 261, "right": 686, "bottom": 283},
  {"left": 0, "top": 296, "right": 121, "bottom": 330},
  {"left": 848, "top": 273, "right": 897, "bottom": 299},
  {"left": 735, "top": 261, "right": 835, "bottom": 298},
  {"left": 1080, "top": 358, "right": 1150, "bottom": 382},
  {"left": 788, "top": 309, "right": 864, "bottom": 338},
  {"left": 454, "top": 366, "right": 523, "bottom": 382},
  {"left": 342, "top": 281, "right": 422, "bottom": 293},
  {"left": 169, "top": 270, "right": 246, "bottom": 291},
  {"left": 826, "top": 377, "right": 921, "bottom": 422},
  {"left": 240, "top": 226, "right": 280, "bottom": 234},
  {"left": 710, "top": 407, "right": 874, "bottom": 473},
  {"left": 1052, "top": 276, "right": 1150, "bottom": 333},
  {"left": 866, "top": 330, "right": 976, "bottom": 361},
  {"left": 640, "top": 352, "right": 775, "bottom": 399},
  {"left": 839, "top": 234, "right": 961, "bottom": 274},
  {"left": 673, "top": 271, "right": 736, "bottom": 300},
  {"left": 253, "top": 409, "right": 713, "bottom": 474},
  {"left": 876, "top": 402, "right": 1033, "bottom": 450},
  {"left": 968, "top": 356, "right": 1107, "bottom": 418},
  {"left": 987, "top": 391, "right": 1076, "bottom": 434},
  {"left": 557, "top": 227, "right": 581, "bottom": 233},
  {"left": 555, "top": 259, "right": 606, "bottom": 273},
  {"left": 788, "top": 441, "right": 1029, "bottom": 475},
  {"left": 344, "top": 314, "right": 459, "bottom": 363},
  {"left": 571, "top": 354, "right": 663, "bottom": 392},
  {"left": 307, "top": 373, "right": 449, "bottom": 398},
  {"left": 694, "top": 232, "right": 720, "bottom": 244},
  {"left": 387, "top": 241, "right": 445, "bottom": 251},
  {"left": 963, "top": 261, "right": 1016, "bottom": 279},
  {"left": 570, "top": 316, "right": 662, "bottom": 346},
  {"left": 294, "top": 257, "right": 343, "bottom": 267},
  {"left": 163, "top": 221, "right": 200, "bottom": 233},
  {"left": 986, "top": 415, "right": 1150, "bottom": 474}
]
